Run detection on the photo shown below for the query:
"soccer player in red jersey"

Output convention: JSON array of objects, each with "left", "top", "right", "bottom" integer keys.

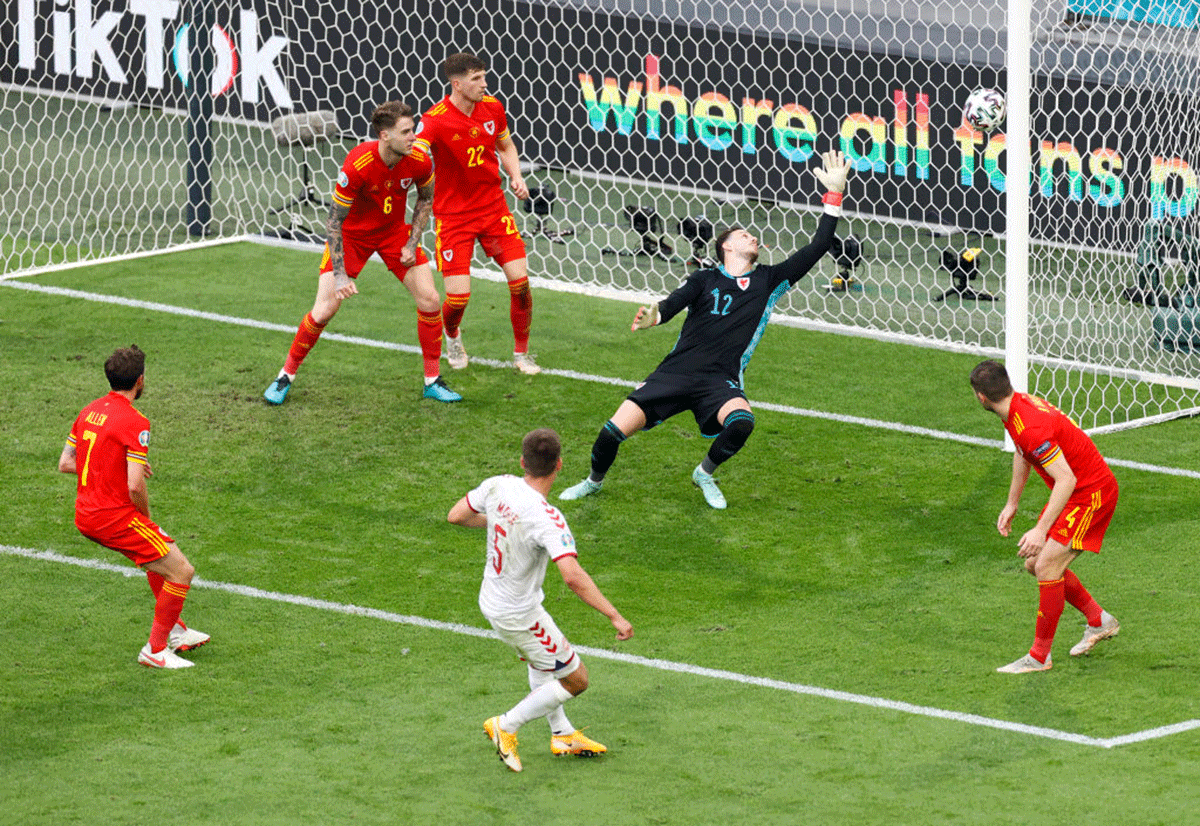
[
  {"left": 971, "top": 360, "right": 1121, "bottom": 673},
  {"left": 264, "top": 101, "right": 462, "bottom": 405},
  {"left": 58, "top": 346, "right": 209, "bottom": 669},
  {"left": 413, "top": 53, "right": 541, "bottom": 376}
]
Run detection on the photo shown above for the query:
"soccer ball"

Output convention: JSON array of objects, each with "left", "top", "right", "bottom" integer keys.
[{"left": 963, "top": 88, "right": 1006, "bottom": 132}]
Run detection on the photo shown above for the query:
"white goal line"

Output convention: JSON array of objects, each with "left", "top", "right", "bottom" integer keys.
[
  {"left": 3, "top": 544, "right": 1196, "bottom": 750},
  {"left": 3, "top": 275, "right": 1198, "bottom": 481}
]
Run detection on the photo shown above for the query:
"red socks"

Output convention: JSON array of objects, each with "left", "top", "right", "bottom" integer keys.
[
  {"left": 417, "top": 309, "right": 444, "bottom": 379},
  {"left": 1030, "top": 578, "right": 1065, "bottom": 663},
  {"left": 146, "top": 570, "right": 165, "bottom": 597},
  {"left": 1028, "top": 571, "right": 1102, "bottom": 662},
  {"left": 442, "top": 292, "right": 470, "bottom": 338},
  {"left": 284, "top": 312, "right": 327, "bottom": 375},
  {"left": 442, "top": 280, "right": 532, "bottom": 352},
  {"left": 1063, "top": 569, "right": 1103, "bottom": 626},
  {"left": 148, "top": 580, "right": 189, "bottom": 652},
  {"left": 508, "top": 277, "right": 532, "bottom": 353},
  {"left": 285, "top": 308, "right": 444, "bottom": 381}
]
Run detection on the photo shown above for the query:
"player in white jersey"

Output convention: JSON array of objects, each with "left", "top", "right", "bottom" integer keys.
[{"left": 448, "top": 428, "right": 634, "bottom": 772}]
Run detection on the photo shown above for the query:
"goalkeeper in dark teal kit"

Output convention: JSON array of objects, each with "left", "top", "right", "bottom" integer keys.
[{"left": 560, "top": 150, "right": 852, "bottom": 509}]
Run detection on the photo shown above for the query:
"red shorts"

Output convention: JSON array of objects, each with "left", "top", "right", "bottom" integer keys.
[
  {"left": 78, "top": 510, "right": 175, "bottom": 566},
  {"left": 433, "top": 211, "right": 526, "bottom": 276},
  {"left": 319, "top": 228, "right": 428, "bottom": 282},
  {"left": 1045, "top": 480, "right": 1118, "bottom": 553}
]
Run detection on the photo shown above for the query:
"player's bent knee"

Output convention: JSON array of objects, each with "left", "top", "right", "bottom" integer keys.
[
  {"left": 1032, "top": 542, "right": 1072, "bottom": 580},
  {"left": 561, "top": 662, "right": 589, "bottom": 696},
  {"left": 1035, "top": 558, "right": 1069, "bottom": 581},
  {"left": 721, "top": 410, "right": 755, "bottom": 449},
  {"left": 176, "top": 560, "right": 196, "bottom": 585},
  {"left": 162, "top": 546, "right": 195, "bottom": 585},
  {"left": 727, "top": 413, "right": 755, "bottom": 439}
]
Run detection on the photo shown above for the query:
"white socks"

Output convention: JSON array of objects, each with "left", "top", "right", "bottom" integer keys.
[
  {"left": 527, "top": 666, "right": 575, "bottom": 735},
  {"left": 500, "top": 676, "right": 573, "bottom": 732}
]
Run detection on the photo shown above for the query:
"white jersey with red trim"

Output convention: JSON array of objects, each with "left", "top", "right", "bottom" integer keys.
[{"left": 467, "top": 474, "right": 577, "bottom": 622}]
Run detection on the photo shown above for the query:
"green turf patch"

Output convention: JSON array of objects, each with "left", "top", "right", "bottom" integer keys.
[{"left": 1, "top": 247, "right": 1198, "bottom": 825}]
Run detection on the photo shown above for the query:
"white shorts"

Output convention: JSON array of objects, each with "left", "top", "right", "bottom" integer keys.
[{"left": 488, "top": 607, "right": 580, "bottom": 678}]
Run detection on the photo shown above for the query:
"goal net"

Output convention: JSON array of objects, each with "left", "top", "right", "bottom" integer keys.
[{"left": 3, "top": 0, "right": 1198, "bottom": 430}]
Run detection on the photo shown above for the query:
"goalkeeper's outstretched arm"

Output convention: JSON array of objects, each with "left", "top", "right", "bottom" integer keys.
[
  {"left": 636, "top": 269, "right": 707, "bottom": 332},
  {"left": 774, "top": 149, "right": 853, "bottom": 286}
]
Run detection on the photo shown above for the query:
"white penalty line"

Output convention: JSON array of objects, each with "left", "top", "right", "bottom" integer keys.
[
  {"left": 5, "top": 279, "right": 1198, "bottom": 479},
  {"left": 4, "top": 544, "right": 1198, "bottom": 750}
]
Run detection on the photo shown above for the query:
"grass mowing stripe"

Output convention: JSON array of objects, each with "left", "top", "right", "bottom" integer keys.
[
  {"left": 5, "top": 277, "right": 1199, "bottom": 481},
  {"left": 5, "top": 543, "right": 1196, "bottom": 750}
]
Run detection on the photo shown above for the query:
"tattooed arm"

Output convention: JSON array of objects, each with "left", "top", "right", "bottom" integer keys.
[
  {"left": 325, "top": 201, "right": 357, "bottom": 299},
  {"left": 401, "top": 175, "right": 434, "bottom": 267}
]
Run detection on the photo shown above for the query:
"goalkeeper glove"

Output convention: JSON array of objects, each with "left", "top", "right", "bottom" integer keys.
[
  {"left": 814, "top": 150, "right": 851, "bottom": 194},
  {"left": 631, "top": 304, "right": 659, "bottom": 331}
]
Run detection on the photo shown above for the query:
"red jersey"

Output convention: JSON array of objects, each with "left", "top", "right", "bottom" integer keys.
[
  {"left": 414, "top": 95, "right": 511, "bottom": 217},
  {"left": 66, "top": 392, "right": 151, "bottom": 527},
  {"left": 332, "top": 141, "right": 433, "bottom": 237},
  {"left": 1005, "top": 393, "right": 1115, "bottom": 495}
]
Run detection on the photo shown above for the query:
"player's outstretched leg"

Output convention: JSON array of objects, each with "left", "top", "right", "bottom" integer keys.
[
  {"left": 265, "top": 311, "right": 329, "bottom": 404},
  {"left": 559, "top": 420, "right": 627, "bottom": 501}
]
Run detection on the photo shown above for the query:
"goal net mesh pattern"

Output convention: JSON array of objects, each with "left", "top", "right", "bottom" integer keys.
[{"left": 3, "top": 0, "right": 1198, "bottom": 429}]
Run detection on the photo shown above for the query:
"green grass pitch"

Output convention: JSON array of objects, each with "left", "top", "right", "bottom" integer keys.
[{"left": 1, "top": 242, "right": 1199, "bottom": 825}]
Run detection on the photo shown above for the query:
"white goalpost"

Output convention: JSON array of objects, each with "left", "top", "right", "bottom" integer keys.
[
  {"left": 3, "top": 0, "right": 1199, "bottom": 431},
  {"left": 1004, "top": 0, "right": 1033, "bottom": 398}
]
